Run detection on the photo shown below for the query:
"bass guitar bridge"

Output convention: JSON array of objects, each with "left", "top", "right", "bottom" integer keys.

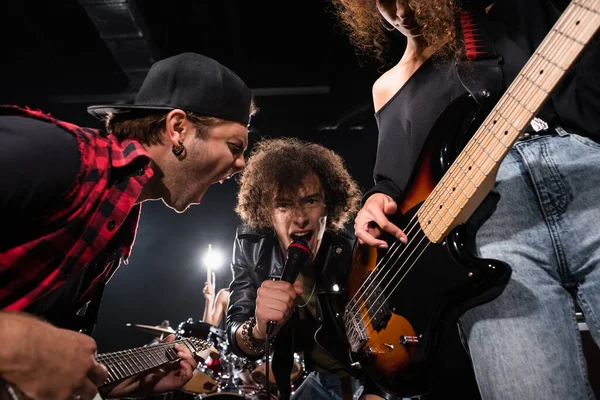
[{"left": 344, "top": 299, "right": 367, "bottom": 352}]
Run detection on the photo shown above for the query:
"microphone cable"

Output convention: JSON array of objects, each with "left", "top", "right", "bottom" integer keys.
[
  {"left": 264, "top": 330, "right": 271, "bottom": 399},
  {"left": 262, "top": 238, "right": 311, "bottom": 399}
]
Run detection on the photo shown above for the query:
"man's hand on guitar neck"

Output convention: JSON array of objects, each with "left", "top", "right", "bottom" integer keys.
[
  {"left": 101, "top": 333, "right": 197, "bottom": 399},
  {"left": 354, "top": 193, "right": 408, "bottom": 248},
  {"left": 0, "top": 311, "right": 108, "bottom": 400}
]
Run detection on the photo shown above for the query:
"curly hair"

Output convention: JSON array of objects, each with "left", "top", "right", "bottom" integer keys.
[
  {"left": 329, "top": 0, "right": 461, "bottom": 64},
  {"left": 235, "top": 137, "right": 362, "bottom": 232}
]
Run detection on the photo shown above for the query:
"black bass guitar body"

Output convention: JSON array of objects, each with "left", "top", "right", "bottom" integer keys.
[{"left": 345, "top": 94, "right": 512, "bottom": 397}]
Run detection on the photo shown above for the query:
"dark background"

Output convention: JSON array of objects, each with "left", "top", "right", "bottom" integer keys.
[
  {"left": 1, "top": 1, "right": 482, "bottom": 398},
  {"left": 1, "top": 0, "right": 385, "bottom": 350}
]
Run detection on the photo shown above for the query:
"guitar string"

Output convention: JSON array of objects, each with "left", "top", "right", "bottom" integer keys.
[
  {"left": 344, "top": 1, "right": 596, "bottom": 344},
  {"left": 345, "top": 218, "right": 425, "bottom": 344},
  {"left": 344, "top": 12, "right": 548, "bottom": 337},
  {"left": 101, "top": 339, "right": 193, "bottom": 381},
  {"left": 345, "top": 215, "right": 419, "bottom": 316},
  {"left": 343, "top": 92, "right": 506, "bottom": 336},
  {"left": 347, "top": 229, "right": 430, "bottom": 344},
  {"left": 345, "top": 225, "right": 427, "bottom": 345},
  {"left": 352, "top": 0, "right": 592, "bottom": 332},
  {"left": 98, "top": 338, "right": 207, "bottom": 381},
  {"left": 343, "top": 215, "right": 415, "bottom": 313},
  {"left": 97, "top": 340, "right": 174, "bottom": 363},
  {"left": 356, "top": 2, "right": 597, "bottom": 342},
  {"left": 100, "top": 345, "right": 163, "bottom": 380},
  {"left": 350, "top": 0, "right": 592, "bottom": 344},
  {"left": 97, "top": 338, "right": 196, "bottom": 362},
  {"left": 343, "top": 213, "right": 419, "bottom": 321},
  {"left": 360, "top": 235, "right": 432, "bottom": 341},
  {"left": 391, "top": 0, "right": 589, "bottom": 252},
  {"left": 413, "top": 0, "right": 588, "bottom": 238}
]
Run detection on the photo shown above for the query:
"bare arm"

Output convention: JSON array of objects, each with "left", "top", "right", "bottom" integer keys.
[
  {"left": 202, "top": 281, "right": 216, "bottom": 325},
  {"left": 210, "top": 289, "right": 230, "bottom": 327}
]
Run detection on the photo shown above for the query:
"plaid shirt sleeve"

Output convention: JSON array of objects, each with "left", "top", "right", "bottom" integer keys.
[{"left": 0, "top": 105, "right": 152, "bottom": 311}]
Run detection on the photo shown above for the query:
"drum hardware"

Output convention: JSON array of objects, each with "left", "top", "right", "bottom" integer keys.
[
  {"left": 177, "top": 318, "right": 227, "bottom": 347},
  {"left": 126, "top": 321, "right": 178, "bottom": 346},
  {"left": 174, "top": 318, "right": 254, "bottom": 398},
  {"left": 126, "top": 322, "right": 176, "bottom": 336},
  {"left": 141, "top": 317, "right": 307, "bottom": 400},
  {"left": 250, "top": 353, "right": 305, "bottom": 387}
]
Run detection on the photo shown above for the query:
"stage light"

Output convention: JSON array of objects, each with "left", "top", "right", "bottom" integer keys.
[
  {"left": 203, "top": 243, "right": 225, "bottom": 270},
  {"left": 202, "top": 244, "right": 224, "bottom": 287}
]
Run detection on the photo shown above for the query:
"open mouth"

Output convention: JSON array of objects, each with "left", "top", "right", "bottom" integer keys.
[
  {"left": 218, "top": 174, "right": 233, "bottom": 184},
  {"left": 290, "top": 231, "right": 313, "bottom": 243}
]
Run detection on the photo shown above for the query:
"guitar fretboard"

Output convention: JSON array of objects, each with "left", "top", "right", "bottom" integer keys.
[
  {"left": 418, "top": 0, "right": 600, "bottom": 243},
  {"left": 96, "top": 339, "right": 196, "bottom": 384}
]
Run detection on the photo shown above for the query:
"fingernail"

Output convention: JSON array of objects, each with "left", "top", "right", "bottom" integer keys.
[
  {"left": 400, "top": 236, "right": 408, "bottom": 244},
  {"left": 378, "top": 243, "right": 388, "bottom": 249}
]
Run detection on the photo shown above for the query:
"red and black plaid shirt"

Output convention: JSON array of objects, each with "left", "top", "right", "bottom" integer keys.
[{"left": 0, "top": 105, "right": 153, "bottom": 311}]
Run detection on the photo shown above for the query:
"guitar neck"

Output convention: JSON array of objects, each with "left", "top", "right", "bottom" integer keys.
[
  {"left": 418, "top": 0, "right": 600, "bottom": 243},
  {"left": 0, "top": 337, "right": 209, "bottom": 400},
  {"left": 97, "top": 338, "right": 196, "bottom": 385}
]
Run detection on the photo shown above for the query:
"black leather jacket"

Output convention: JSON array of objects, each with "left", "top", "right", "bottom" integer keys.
[{"left": 226, "top": 224, "right": 357, "bottom": 399}]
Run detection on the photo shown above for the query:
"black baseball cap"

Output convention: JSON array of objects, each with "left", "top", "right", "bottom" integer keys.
[{"left": 87, "top": 52, "right": 253, "bottom": 125}]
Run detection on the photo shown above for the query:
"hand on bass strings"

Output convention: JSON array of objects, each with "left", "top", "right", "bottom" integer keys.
[
  {"left": 354, "top": 193, "right": 408, "bottom": 248},
  {"left": 253, "top": 280, "right": 304, "bottom": 339},
  {"left": 0, "top": 311, "right": 108, "bottom": 400},
  {"left": 102, "top": 334, "right": 197, "bottom": 398}
]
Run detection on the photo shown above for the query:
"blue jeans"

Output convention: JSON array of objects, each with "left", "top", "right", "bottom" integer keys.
[
  {"left": 291, "top": 371, "right": 362, "bottom": 400},
  {"left": 459, "top": 131, "right": 600, "bottom": 399},
  {"left": 290, "top": 371, "right": 410, "bottom": 400}
]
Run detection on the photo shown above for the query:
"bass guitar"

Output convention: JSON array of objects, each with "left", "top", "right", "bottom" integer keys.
[{"left": 344, "top": 0, "right": 600, "bottom": 397}]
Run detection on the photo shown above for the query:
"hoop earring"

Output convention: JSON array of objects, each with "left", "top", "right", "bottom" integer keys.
[{"left": 172, "top": 140, "right": 185, "bottom": 157}]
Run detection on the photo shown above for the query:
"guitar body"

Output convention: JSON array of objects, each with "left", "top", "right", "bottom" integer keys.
[{"left": 346, "top": 94, "right": 512, "bottom": 397}]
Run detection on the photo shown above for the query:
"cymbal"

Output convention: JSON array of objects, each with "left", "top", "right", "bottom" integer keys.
[{"left": 126, "top": 323, "right": 176, "bottom": 336}]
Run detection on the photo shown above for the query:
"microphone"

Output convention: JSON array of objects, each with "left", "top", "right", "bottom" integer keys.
[{"left": 266, "top": 238, "right": 312, "bottom": 335}]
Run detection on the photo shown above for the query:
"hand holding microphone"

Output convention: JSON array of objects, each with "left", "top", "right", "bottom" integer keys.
[{"left": 253, "top": 239, "right": 313, "bottom": 339}]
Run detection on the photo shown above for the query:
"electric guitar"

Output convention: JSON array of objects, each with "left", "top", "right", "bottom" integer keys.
[
  {"left": 0, "top": 337, "right": 215, "bottom": 400},
  {"left": 344, "top": 1, "right": 600, "bottom": 397}
]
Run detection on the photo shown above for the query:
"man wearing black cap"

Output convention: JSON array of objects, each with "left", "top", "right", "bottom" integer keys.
[{"left": 0, "top": 52, "right": 256, "bottom": 400}]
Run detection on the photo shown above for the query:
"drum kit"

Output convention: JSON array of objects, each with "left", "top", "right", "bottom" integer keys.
[{"left": 128, "top": 318, "right": 306, "bottom": 399}]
